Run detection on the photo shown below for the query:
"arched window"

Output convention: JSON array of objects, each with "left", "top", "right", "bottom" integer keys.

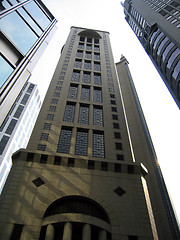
[
  {"left": 78, "top": 29, "right": 102, "bottom": 39},
  {"left": 43, "top": 195, "right": 110, "bottom": 223}
]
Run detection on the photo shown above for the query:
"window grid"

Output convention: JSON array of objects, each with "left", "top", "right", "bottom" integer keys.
[
  {"left": 74, "top": 59, "right": 82, "bottom": 69},
  {"left": 109, "top": 88, "right": 115, "bottom": 93},
  {"left": 14, "top": 105, "right": 24, "bottom": 119},
  {"left": 53, "top": 92, "right": 60, "bottom": 98},
  {"left": 51, "top": 99, "right": 58, "bottom": 104},
  {"left": 37, "top": 144, "right": 46, "bottom": 151},
  {"left": 76, "top": 50, "right": 83, "bottom": 58},
  {"left": 112, "top": 114, "right": 118, "bottom": 120},
  {"left": 68, "top": 85, "right": 78, "bottom": 99},
  {"left": 21, "top": 93, "right": 30, "bottom": 105},
  {"left": 116, "top": 154, "right": 124, "bottom": 161},
  {"left": 78, "top": 105, "right": 89, "bottom": 125},
  {"left": 0, "top": 136, "right": 10, "bottom": 155},
  {"left": 81, "top": 87, "right": 90, "bottom": 101},
  {"left": 110, "top": 94, "right": 115, "bottom": 98},
  {"left": 113, "top": 123, "right": 120, "bottom": 129},
  {"left": 94, "top": 73, "right": 101, "bottom": 85},
  {"left": 85, "top": 51, "right": 92, "bottom": 59},
  {"left": 115, "top": 142, "right": 123, "bottom": 150},
  {"left": 94, "top": 45, "right": 100, "bottom": 51},
  {"left": 111, "top": 100, "right": 116, "bottom": 105},
  {"left": 57, "top": 128, "right": 72, "bottom": 153},
  {"left": 93, "top": 132, "right": 105, "bottom": 158},
  {"left": 94, "top": 62, "right": 101, "bottom": 71},
  {"left": 46, "top": 114, "right": 54, "bottom": 120},
  {"left": 94, "top": 53, "right": 100, "bottom": 60},
  {"left": 111, "top": 107, "right": 117, "bottom": 112},
  {"left": 5, "top": 119, "right": 17, "bottom": 135},
  {"left": 84, "top": 60, "right": 91, "bottom": 70},
  {"left": 93, "top": 88, "right": 102, "bottom": 102},
  {"left": 44, "top": 123, "right": 52, "bottom": 130},
  {"left": 75, "top": 130, "right": 88, "bottom": 156},
  {"left": 40, "top": 133, "right": 49, "bottom": 141},
  {"left": 59, "top": 76, "right": 64, "bottom": 80},
  {"left": 63, "top": 104, "right": 76, "bottom": 123},
  {"left": 86, "top": 44, "right": 92, "bottom": 51},
  {"left": 78, "top": 43, "right": 84, "bottom": 49},
  {"left": 114, "top": 132, "right": 121, "bottom": 139},
  {"left": 57, "top": 81, "right": 63, "bottom": 85},
  {"left": 27, "top": 84, "right": 35, "bottom": 93},
  {"left": 83, "top": 72, "right": 91, "bottom": 84},
  {"left": 55, "top": 86, "right": 61, "bottom": 91},
  {"left": 49, "top": 106, "right": 56, "bottom": 112},
  {"left": 93, "top": 107, "right": 103, "bottom": 127},
  {"left": 72, "top": 70, "right": 80, "bottom": 82}
]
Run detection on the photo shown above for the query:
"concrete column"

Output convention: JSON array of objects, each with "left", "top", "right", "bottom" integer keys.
[
  {"left": 62, "top": 222, "right": 72, "bottom": 240},
  {"left": 45, "top": 224, "right": 54, "bottom": 240},
  {"left": 82, "top": 224, "right": 91, "bottom": 240},
  {"left": 99, "top": 229, "right": 107, "bottom": 240}
]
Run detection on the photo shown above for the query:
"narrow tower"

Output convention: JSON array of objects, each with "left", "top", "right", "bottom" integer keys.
[{"left": 0, "top": 27, "right": 179, "bottom": 240}]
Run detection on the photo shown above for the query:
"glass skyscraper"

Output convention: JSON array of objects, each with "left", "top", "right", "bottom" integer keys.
[
  {"left": 0, "top": 0, "right": 57, "bottom": 194},
  {"left": 0, "top": 0, "right": 57, "bottom": 126},
  {"left": 123, "top": 0, "right": 180, "bottom": 108}
]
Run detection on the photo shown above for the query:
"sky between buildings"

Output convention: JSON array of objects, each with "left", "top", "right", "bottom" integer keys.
[{"left": 29, "top": 0, "right": 180, "bottom": 223}]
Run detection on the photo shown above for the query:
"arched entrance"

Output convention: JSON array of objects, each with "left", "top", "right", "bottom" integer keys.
[{"left": 39, "top": 196, "right": 111, "bottom": 240}]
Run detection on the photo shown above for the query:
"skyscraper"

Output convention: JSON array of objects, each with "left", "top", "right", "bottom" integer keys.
[
  {"left": 0, "top": 27, "right": 179, "bottom": 240},
  {"left": 123, "top": 0, "right": 180, "bottom": 108},
  {"left": 0, "top": 0, "right": 57, "bottom": 126},
  {"left": 0, "top": 0, "right": 57, "bottom": 195},
  {"left": 0, "top": 82, "right": 41, "bottom": 193}
]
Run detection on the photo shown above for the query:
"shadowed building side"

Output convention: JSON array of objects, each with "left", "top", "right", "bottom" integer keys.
[{"left": 116, "top": 56, "right": 180, "bottom": 239}]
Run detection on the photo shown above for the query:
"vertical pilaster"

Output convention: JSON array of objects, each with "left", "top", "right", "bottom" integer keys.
[
  {"left": 82, "top": 223, "right": 91, "bottom": 240},
  {"left": 62, "top": 222, "right": 72, "bottom": 240},
  {"left": 99, "top": 229, "right": 107, "bottom": 240},
  {"left": 45, "top": 224, "right": 54, "bottom": 240}
]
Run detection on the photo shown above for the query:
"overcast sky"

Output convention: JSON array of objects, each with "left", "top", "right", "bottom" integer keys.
[{"left": 30, "top": 0, "right": 180, "bottom": 222}]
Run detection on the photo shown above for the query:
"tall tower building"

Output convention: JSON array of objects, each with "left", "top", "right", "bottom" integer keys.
[
  {"left": 123, "top": 0, "right": 180, "bottom": 108},
  {"left": 0, "top": 27, "right": 179, "bottom": 240},
  {"left": 0, "top": 0, "right": 57, "bottom": 126}
]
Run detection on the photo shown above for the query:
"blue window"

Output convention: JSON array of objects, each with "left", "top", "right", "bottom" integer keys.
[
  {"left": 0, "top": 55, "right": 14, "bottom": 88},
  {"left": 167, "top": 48, "right": 180, "bottom": 69},
  {"left": 0, "top": 12, "right": 38, "bottom": 54},
  {"left": 24, "top": 1, "right": 51, "bottom": 30}
]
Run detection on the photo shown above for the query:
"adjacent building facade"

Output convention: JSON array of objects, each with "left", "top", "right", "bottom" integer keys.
[
  {"left": 0, "top": 0, "right": 57, "bottom": 127},
  {"left": 123, "top": 0, "right": 180, "bottom": 108},
  {"left": 0, "top": 0, "right": 57, "bottom": 193},
  {"left": 0, "top": 27, "right": 179, "bottom": 240},
  {"left": 0, "top": 82, "right": 41, "bottom": 193}
]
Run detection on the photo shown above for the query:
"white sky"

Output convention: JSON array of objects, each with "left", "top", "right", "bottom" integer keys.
[{"left": 30, "top": 0, "right": 180, "bottom": 223}]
